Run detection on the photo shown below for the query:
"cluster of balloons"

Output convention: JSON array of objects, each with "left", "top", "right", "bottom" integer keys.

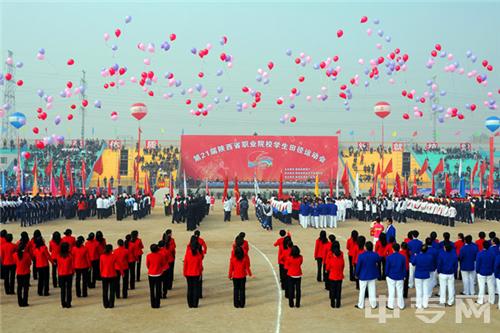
[{"left": 279, "top": 113, "right": 297, "bottom": 124}]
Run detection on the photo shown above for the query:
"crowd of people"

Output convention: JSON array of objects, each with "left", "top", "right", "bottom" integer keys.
[
  {"left": 163, "top": 194, "right": 209, "bottom": 231},
  {"left": 0, "top": 192, "right": 153, "bottom": 226}
]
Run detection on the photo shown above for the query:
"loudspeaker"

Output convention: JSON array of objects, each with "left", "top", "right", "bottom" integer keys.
[{"left": 402, "top": 152, "right": 411, "bottom": 177}]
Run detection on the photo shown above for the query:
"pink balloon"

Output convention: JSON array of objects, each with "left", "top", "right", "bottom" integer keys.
[
  {"left": 376, "top": 43, "right": 382, "bottom": 50},
  {"left": 36, "top": 53, "right": 45, "bottom": 60},
  {"left": 137, "top": 43, "right": 145, "bottom": 51},
  {"left": 130, "top": 76, "right": 137, "bottom": 83},
  {"left": 306, "top": 96, "right": 312, "bottom": 102},
  {"left": 305, "top": 56, "right": 311, "bottom": 63},
  {"left": 358, "top": 58, "right": 365, "bottom": 65},
  {"left": 227, "top": 62, "right": 233, "bottom": 68},
  {"left": 257, "top": 68, "right": 263, "bottom": 75},
  {"left": 242, "top": 103, "right": 248, "bottom": 109},
  {"left": 299, "top": 52, "right": 305, "bottom": 58},
  {"left": 187, "top": 88, "right": 193, "bottom": 94},
  {"left": 289, "top": 94, "right": 295, "bottom": 100},
  {"left": 487, "top": 92, "right": 493, "bottom": 97},
  {"left": 47, "top": 96, "right": 53, "bottom": 103},
  {"left": 6, "top": 57, "right": 13, "bottom": 65},
  {"left": 152, "top": 75, "right": 158, "bottom": 83},
  {"left": 144, "top": 58, "right": 151, "bottom": 65},
  {"left": 118, "top": 79, "right": 125, "bottom": 86},
  {"left": 200, "top": 90, "right": 208, "bottom": 98},
  {"left": 388, "top": 78, "right": 395, "bottom": 84},
  {"left": 206, "top": 43, "right": 212, "bottom": 50},
  {"left": 366, "top": 28, "right": 372, "bottom": 36},
  {"left": 168, "top": 78, "right": 175, "bottom": 87},
  {"left": 447, "top": 53, "right": 454, "bottom": 60},
  {"left": 104, "top": 33, "right": 110, "bottom": 41}
]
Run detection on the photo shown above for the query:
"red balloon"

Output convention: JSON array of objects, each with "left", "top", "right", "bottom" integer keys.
[
  {"left": 402, "top": 113, "right": 410, "bottom": 120},
  {"left": 319, "top": 61, "right": 326, "bottom": 69},
  {"left": 298, "top": 76, "right": 305, "bottom": 82},
  {"left": 276, "top": 99, "right": 283, "bottom": 105},
  {"left": 482, "top": 60, "right": 488, "bottom": 67},
  {"left": 195, "top": 110, "right": 201, "bottom": 116},
  {"left": 407, "top": 93, "right": 413, "bottom": 99},
  {"left": 82, "top": 99, "right": 88, "bottom": 107},
  {"left": 470, "top": 104, "right": 477, "bottom": 111},
  {"left": 104, "top": 83, "right": 109, "bottom": 89},
  {"left": 487, "top": 65, "right": 493, "bottom": 71},
  {"left": 394, "top": 48, "right": 401, "bottom": 54},
  {"left": 147, "top": 71, "right": 154, "bottom": 79},
  {"left": 251, "top": 102, "right": 257, "bottom": 108},
  {"left": 377, "top": 57, "right": 384, "bottom": 64},
  {"left": 67, "top": 114, "right": 73, "bottom": 120},
  {"left": 476, "top": 75, "right": 483, "bottom": 83},
  {"left": 170, "top": 33, "right": 176, "bottom": 41},
  {"left": 402, "top": 90, "right": 407, "bottom": 97},
  {"left": 197, "top": 102, "right": 204, "bottom": 109},
  {"left": 389, "top": 53, "right": 395, "bottom": 60},
  {"left": 242, "top": 86, "right": 249, "bottom": 93},
  {"left": 37, "top": 107, "right": 43, "bottom": 113},
  {"left": 220, "top": 53, "right": 226, "bottom": 61},
  {"left": 420, "top": 97, "right": 426, "bottom": 103},
  {"left": 70, "top": 104, "right": 76, "bottom": 109},
  {"left": 267, "top": 62, "right": 274, "bottom": 70},
  {"left": 24, "top": 152, "right": 31, "bottom": 159},
  {"left": 291, "top": 88, "right": 297, "bottom": 94},
  {"left": 36, "top": 141, "right": 45, "bottom": 149},
  {"left": 360, "top": 16, "right": 368, "bottom": 23},
  {"left": 40, "top": 112, "right": 47, "bottom": 120},
  {"left": 339, "top": 92, "right": 347, "bottom": 99},
  {"left": 202, "top": 110, "right": 208, "bottom": 116},
  {"left": 198, "top": 72, "right": 204, "bottom": 78},
  {"left": 340, "top": 85, "right": 347, "bottom": 90},
  {"left": 115, "top": 29, "right": 121, "bottom": 38},
  {"left": 290, "top": 116, "right": 297, "bottom": 123},
  {"left": 167, "top": 73, "right": 174, "bottom": 79},
  {"left": 67, "top": 58, "right": 75, "bottom": 66},
  {"left": 186, "top": 99, "right": 191, "bottom": 105},
  {"left": 333, "top": 55, "right": 339, "bottom": 62},
  {"left": 148, "top": 91, "right": 154, "bottom": 97},
  {"left": 5, "top": 73, "right": 12, "bottom": 81},
  {"left": 141, "top": 72, "right": 147, "bottom": 78},
  {"left": 431, "top": 50, "right": 437, "bottom": 57},
  {"left": 16, "top": 80, "right": 23, "bottom": 86},
  {"left": 109, "top": 82, "right": 115, "bottom": 87},
  {"left": 32, "top": 127, "right": 39, "bottom": 134},
  {"left": 67, "top": 81, "right": 73, "bottom": 88},
  {"left": 402, "top": 54, "right": 409, "bottom": 62},
  {"left": 458, "top": 114, "right": 464, "bottom": 120},
  {"left": 294, "top": 58, "right": 301, "bottom": 64},
  {"left": 109, "top": 68, "right": 116, "bottom": 76},
  {"left": 435, "top": 44, "right": 442, "bottom": 51},
  {"left": 336, "top": 29, "right": 344, "bottom": 38},
  {"left": 119, "top": 68, "right": 126, "bottom": 75}
]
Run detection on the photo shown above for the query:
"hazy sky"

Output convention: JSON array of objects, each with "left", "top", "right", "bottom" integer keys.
[{"left": 1, "top": 0, "right": 499, "bottom": 142}]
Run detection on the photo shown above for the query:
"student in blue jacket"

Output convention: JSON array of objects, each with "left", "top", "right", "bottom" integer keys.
[
  {"left": 319, "top": 200, "right": 329, "bottom": 229},
  {"left": 407, "top": 230, "right": 423, "bottom": 288},
  {"left": 410, "top": 244, "right": 433, "bottom": 309},
  {"left": 425, "top": 238, "right": 439, "bottom": 297},
  {"left": 328, "top": 200, "right": 338, "bottom": 229},
  {"left": 476, "top": 242, "right": 495, "bottom": 305},
  {"left": 299, "top": 200, "right": 309, "bottom": 229},
  {"left": 312, "top": 201, "right": 320, "bottom": 229},
  {"left": 437, "top": 244, "right": 458, "bottom": 306},
  {"left": 494, "top": 252, "right": 500, "bottom": 310},
  {"left": 355, "top": 242, "right": 380, "bottom": 309},
  {"left": 385, "top": 243, "right": 406, "bottom": 310},
  {"left": 459, "top": 235, "right": 479, "bottom": 296},
  {"left": 385, "top": 218, "right": 396, "bottom": 243}
]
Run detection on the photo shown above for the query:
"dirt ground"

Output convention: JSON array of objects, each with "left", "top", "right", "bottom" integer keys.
[{"left": 1, "top": 204, "right": 498, "bottom": 333}]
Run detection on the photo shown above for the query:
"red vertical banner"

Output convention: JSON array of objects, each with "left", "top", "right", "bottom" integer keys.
[
  {"left": 59, "top": 169, "right": 66, "bottom": 197},
  {"left": 488, "top": 136, "right": 494, "bottom": 196},
  {"left": 412, "top": 174, "right": 418, "bottom": 196},
  {"left": 278, "top": 171, "right": 283, "bottom": 199},
  {"left": 81, "top": 159, "right": 87, "bottom": 196},
  {"left": 234, "top": 176, "right": 240, "bottom": 215},
  {"left": 222, "top": 175, "right": 228, "bottom": 202}
]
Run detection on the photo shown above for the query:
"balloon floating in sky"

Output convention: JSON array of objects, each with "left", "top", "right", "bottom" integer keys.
[
  {"left": 374, "top": 101, "right": 391, "bottom": 119},
  {"left": 485, "top": 116, "right": 499, "bottom": 133},
  {"left": 9, "top": 112, "right": 27, "bottom": 129},
  {"left": 125, "top": 15, "right": 132, "bottom": 24},
  {"left": 130, "top": 102, "right": 148, "bottom": 120}
]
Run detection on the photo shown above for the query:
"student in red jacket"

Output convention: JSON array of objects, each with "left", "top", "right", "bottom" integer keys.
[
  {"left": 400, "top": 242, "right": 410, "bottom": 298},
  {"left": 280, "top": 236, "right": 293, "bottom": 298},
  {"left": 454, "top": 233, "right": 465, "bottom": 280},
  {"left": 85, "top": 233, "right": 99, "bottom": 288},
  {"left": 95, "top": 231, "right": 107, "bottom": 282},
  {"left": 164, "top": 229, "right": 176, "bottom": 290},
  {"left": 183, "top": 236, "right": 203, "bottom": 308},
  {"left": 146, "top": 244, "right": 163, "bottom": 308},
  {"left": 158, "top": 240, "right": 171, "bottom": 299},
  {"left": 14, "top": 242, "right": 31, "bottom": 307},
  {"left": 114, "top": 239, "right": 130, "bottom": 299},
  {"left": 375, "top": 233, "right": 391, "bottom": 280},
  {"left": 100, "top": 244, "right": 118, "bottom": 308},
  {"left": 62, "top": 229, "right": 76, "bottom": 249},
  {"left": 131, "top": 230, "right": 144, "bottom": 282},
  {"left": 33, "top": 237, "right": 53, "bottom": 296},
  {"left": 72, "top": 236, "right": 91, "bottom": 297},
  {"left": 228, "top": 245, "right": 252, "bottom": 308},
  {"left": 194, "top": 230, "right": 207, "bottom": 298},
  {"left": 475, "top": 231, "right": 486, "bottom": 251},
  {"left": 314, "top": 230, "right": 328, "bottom": 282},
  {"left": 125, "top": 234, "right": 137, "bottom": 290},
  {"left": 274, "top": 230, "right": 289, "bottom": 290},
  {"left": 1, "top": 233, "right": 17, "bottom": 295},
  {"left": 325, "top": 241, "right": 345, "bottom": 308},
  {"left": 285, "top": 245, "right": 303, "bottom": 308},
  {"left": 57, "top": 242, "right": 74, "bottom": 308},
  {"left": 346, "top": 230, "right": 359, "bottom": 282},
  {"left": 0, "top": 229, "right": 6, "bottom": 280},
  {"left": 30, "top": 230, "right": 42, "bottom": 281},
  {"left": 49, "top": 231, "right": 61, "bottom": 288}
]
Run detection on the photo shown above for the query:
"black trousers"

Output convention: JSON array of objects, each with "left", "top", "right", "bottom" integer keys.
[
  {"left": 59, "top": 274, "right": 73, "bottom": 308},
  {"left": 378, "top": 257, "right": 386, "bottom": 280},
  {"left": 224, "top": 211, "right": 231, "bottom": 221},
  {"left": 33, "top": 259, "right": 38, "bottom": 280},
  {"left": 315, "top": 258, "right": 323, "bottom": 282},
  {"left": 128, "top": 262, "right": 136, "bottom": 289},
  {"left": 329, "top": 280, "right": 342, "bottom": 308},
  {"left": 403, "top": 270, "right": 409, "bottom": 298},
  {"left": 278, "top": 264, "right": 286, "bottom": 290},
  {"left": 233, "top": 277, "right": 246, "bottom": 308},
  {"left": 166, "top": 261, "right": 174, "bottom": 290},
  {"left": 75, "top": 268, "right": 89, "bottom": 297},
  {"left": 136, "top": 255, "right": 142, "bottom": 281},
  {"left": 102, "top": 277, "right": 116, "bottom": 308},
  {"left": 4, "top": 265, "right": 16, "bottom": 294},
  {"left": 52, "top": 262, "right": 58, "bottom": 288},
  {"left": 148, "top": 275, "right": 162, "bottom": 308},
  {"left": 161, "top": 270, "right": 168, "bottom": 298},
  {"left": 116, "top": 269, "right": 129, "bottom": 298},
  {"left": 16, "top": 274, "right": 30, "bottom": 306},
  {"left": 89, "top": 260, "right": 100, "bottom": 288},
  {"left": 288, "top": 277, "right": 301, "bottom": 307},
  {"left": 186, "top": 276, "right": 201, "bottom": 308},
  {"left": 348, "top": 256, "right": 355, "bottom": 281},
  {"left": 37, "top": 266, "right": 50, "bottom": 296}
]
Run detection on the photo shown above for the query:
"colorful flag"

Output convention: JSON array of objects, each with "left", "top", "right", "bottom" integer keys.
[
  {"left": 395, "top": 173, "right": 402, "bottom": 197},
  {"left": 382, "top": 158, "right": 393, "bottom": 177},
  {"left": 59, "top": 169, "right": 66, "bottom": 197},
  {"left": 93, "top": 155, "right": 103, "bottom": 175},
  {"left": 445, "top": 173, "right": 452, "bottom": 197},
  {"left": 432, "top": 159, "right": 444, "bottom": 175},
  {"left": 32, "top": 159, "right": 39, "bottom": 196},
  {"left": 45, "top": 160, "right": 53, "bottom": 177},
  {"left": 107, "top": 176, "right": 112, "bottom": 195},
  {"left": 66, "top": 159, "right": 74, "bottom": 196},
  {"left": 412, "top": 174, "right": 418, "bottom": 196},
  {"left": 314, "top": 174, "right": 319, "bottom": 197},
  {"left": 470, "top": 160, "right": 479, "bottom": 195},
  {"left": 81, "top": 159, "right": 87, "bottom": 195},
  {"left": 183, "top": 169, "right": 187, "bottom": 196},
  {"left": 418, "top": 159, "right": 428, "bottom": 176},
  {"left": 341, "top": 166, "right": 350, "bottom": 197},
  {"left": 96, "top": 177, "right": 101, "bottom": 196},
  {"left": 50, "top": 171, "right": 57, "bottom": 195},
  {"left": 169, "top": 173, "right": 174, "bottom": 198},
  {"left": 278, "top": 171, "right": 284, "bottom": 199}
]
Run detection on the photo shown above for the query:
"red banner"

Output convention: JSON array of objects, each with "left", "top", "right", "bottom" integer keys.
[
  {"left": 392, "top": 142, "right": 404, "bottom": 152},
  {"left": 460, "top": 142, "right": 472, "bottom": 151},
  {"left": 425, "top": 142, "right": 439, "bottom": 150},
  {"left": 107, "top": 139, "right": 122, "bottom": 150},
  {"left": 181, "top": 135, "right": 338, "bottom": 182},
  {"left": 145, "top": 140, "right": 159, "bottom": 149},
  {"left": 357, "top": 141, "right": 370, "bottom": 151}
]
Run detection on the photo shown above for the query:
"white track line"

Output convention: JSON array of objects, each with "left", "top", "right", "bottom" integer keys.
[{"left": 250, "top": 242, "right": 282, "bottom": 333}]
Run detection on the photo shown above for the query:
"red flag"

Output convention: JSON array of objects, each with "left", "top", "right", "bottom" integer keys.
[
  {"left": 59, "top": 169, "right": 66, "bottom": 197},
  {"left": 335, "top": 129, "right": 341, "bottom": 135},
  {"left": 107, "top": 177, "right": 112, "bottom": 195},
  {"left": 418, "top": 159, "right": 428, "bottom": 177},
  {"left": 404, "top": 176, "right": 409, "bottom": 197},
  {"left": 50, "top": 171, "right": 57, "bottom": 195},
  {"left": 278, "top": 171, "right": 283, "bottom": 199},
  {"left": 45, "top": 160, "right": 53, "bottom": 177},
  {"left": 32, "top": 159, "right": 39, "bottom": 195},
  {"left": 81, "top": 159, "right": 87, "bottom": 195},
  {"left": 371, "top": 163, "right": 381, "bottom": 197},
  {"left": 382, "top": 159, "right": 393, "bottom": 177},
  {"left": 234, "top": 176, "right": 240, "bottom": 215},
  {"left": 93, "top": 155, "right": 103, "bottom": 175},
  {"left": 96, "top": 177, "right": 101, "bottom": 196},
  {"left": 66, "top": 159, "right": 75, "bottom": 196},
  {"left": 470, "top": 160, "right": 479, "bottom": 195},
  {"left": 395, "top": 173, "right": 402, "bottom": 197},
  {"left": 341, "top": 166, "right": 350, "bottom": 197},
  {"left": 432, "top": 159, "right": 444, "bottom": 175},
  {"left": 445, "top": 173, "right": 452, "bottom": 197},
  {"left": 222, "top": 174, "right": 228, "bottom": 202},
  {"left": 412, "top": 174, "right": 418, "bottom": 196},
  {"left": 431, "top": 176, "right": 436, "bottom": 196},
  {"left": 143, "top": 173, "right": 149, "bottom": 195},
  {"left": 169, "top": 173, "right": 174, "bottom": 198}
]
